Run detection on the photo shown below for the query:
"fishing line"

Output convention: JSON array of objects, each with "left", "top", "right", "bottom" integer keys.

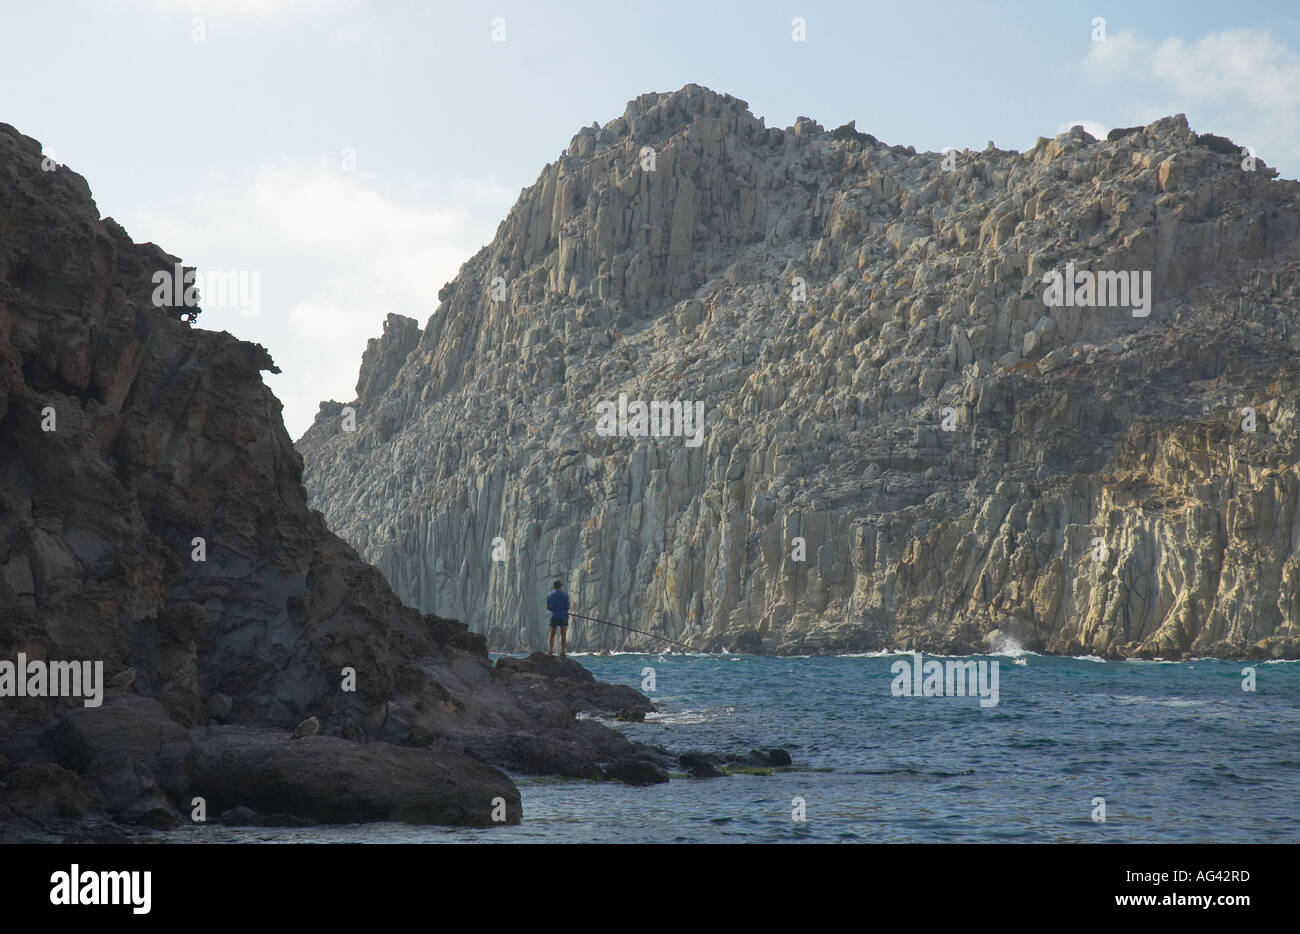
[{"left": 566, "top": 611, "right": 697, "bottom": 653}]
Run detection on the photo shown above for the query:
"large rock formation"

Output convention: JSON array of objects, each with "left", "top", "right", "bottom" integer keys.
[
  {"left": 0, "top": 121, "right": 658, "bottom": 841},
  {"left": 299, "top": 84, "right": 1300, "bottom": 660}
]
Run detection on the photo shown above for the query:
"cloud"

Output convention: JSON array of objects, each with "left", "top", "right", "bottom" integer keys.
[
  {"left": 1079, "top": 26, "right": 1300, "bottom": 173},
  {"left": 1150, "top": 29, "right": 1300, "bottom": 114},
  {"left": 127, "top": 159, "right": 513, "bottom": 438},
  {"left": 128, "top": 0, "right": 380, "bottom": 45},
  {"left": 132, "top": 0, "right": 361, "bottom": 21},
  {"left": 1084, "top": 27, "right": 1145, "bottom": 67}
]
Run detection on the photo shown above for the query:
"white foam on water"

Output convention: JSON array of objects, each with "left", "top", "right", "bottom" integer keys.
[
  {"left": 644, "top": 705, "right": 735, "bottom": 725},
  {"left": 568, "top": 651, "right": 655, "bottom": 658},
  {"left": 986, "top": 633, "right": 1029, "bottom": 657},
  {"left": 879, "top": 649, "right": 1014, "bottom": 660}
]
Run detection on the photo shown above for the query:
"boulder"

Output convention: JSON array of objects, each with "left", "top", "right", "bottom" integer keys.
[
  {"left": 189, "top": 727, "right": 521, "bottom": 827},
  {"left": 678, "top": 751, "right": 723, "bottom": 778},
  {"left": 603, "top": 758, "right": 670, "bottom": 785},
  {"left": 726, "top": 748, "right": 792, "bottom": 768},
  {"left": 40, "top": 695, "right": 191, "bottom": 828},
  {"left": 495, "top": 653, "right": 655, "bottom": 720}
]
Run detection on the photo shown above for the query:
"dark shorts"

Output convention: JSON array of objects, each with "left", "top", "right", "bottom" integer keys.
[{"left": 550, "top": 619, "right": 568, "bottom": 628}]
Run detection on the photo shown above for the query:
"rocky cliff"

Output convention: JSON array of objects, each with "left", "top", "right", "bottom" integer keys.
[
  {"left": 0, "top": 122, "right": 661, "bottom": 840},
  {"left": 298, "top": 84, "right": 1300, "bottom": 660}
]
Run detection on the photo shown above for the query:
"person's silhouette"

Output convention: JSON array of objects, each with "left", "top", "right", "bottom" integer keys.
[{"left": 546, "top": 581, "right": 570, "bottom": 658}]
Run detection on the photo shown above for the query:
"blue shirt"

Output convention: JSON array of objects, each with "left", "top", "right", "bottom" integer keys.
[{"left": 546, "top": 589, "right": 570, "bottom": 621}]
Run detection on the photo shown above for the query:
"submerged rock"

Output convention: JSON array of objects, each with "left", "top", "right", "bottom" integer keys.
[
  {"left": 727, "top": 748, "right": 792, "bottom": 768},
  {"left": 677, "top": 748, "right": 793, "bottom": 777}
]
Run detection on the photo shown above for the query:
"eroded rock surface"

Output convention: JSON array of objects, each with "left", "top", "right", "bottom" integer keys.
[
  {"left": 0, "top": 121, "right": 656, "bottom": 840},
  {"left": 299, "top": 85, "right": 1300, "bottom": 660}
]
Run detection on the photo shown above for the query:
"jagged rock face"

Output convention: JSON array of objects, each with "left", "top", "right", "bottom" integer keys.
[
  {"left": 0, "top": 120, "right": 440, "bottom": 734},
  {"left": 0, "top": 121, "right": 656, "bottom": 833},
  {"left": 299, "top": 84, "right": 1300, "bottom": 660}
]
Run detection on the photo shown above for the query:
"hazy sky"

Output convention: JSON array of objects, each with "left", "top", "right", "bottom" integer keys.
[{"left": 3, "top": 0, "right": 1297, "bottom": 437}]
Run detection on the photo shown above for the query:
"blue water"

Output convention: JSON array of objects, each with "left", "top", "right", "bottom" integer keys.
[{"left": 169, "top": 653, "right": 1300, "bottom": 843}]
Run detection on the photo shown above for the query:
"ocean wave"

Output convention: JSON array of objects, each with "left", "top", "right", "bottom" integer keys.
[
  {"left": 880, "top": 650, "right": 1022, "bottom": 660},
  {"left": 989, "top": 648, "right": 1041, "bottom": 659},
  {"left": 851, "top": 767, "right": 977, "bottom": 777},
  {"left": 644, "top": 706, "right": 736, "bottom": 725},
  {"left": 570, "top": 650, "right": 717, "bottom": 659},
  {"left": 1110, "top": 695, "right": 1208, "bottom": 707},
  {"left": 567, "top": 650, "right": 658, "bottom": 657}
]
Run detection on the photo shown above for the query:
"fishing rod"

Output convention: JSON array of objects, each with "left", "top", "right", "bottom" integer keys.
[{"left": 567, "top": 611, "right": 698, "bottom": 653}]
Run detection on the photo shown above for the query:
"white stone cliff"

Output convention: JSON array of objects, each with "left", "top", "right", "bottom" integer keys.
[{"left": 299, "top": 85, "right": 1300, "bottom": 659}]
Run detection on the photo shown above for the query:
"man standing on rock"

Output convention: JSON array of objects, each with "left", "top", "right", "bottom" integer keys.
[{"left": 546, "top": 581, "right": 570, "bottom": 658}]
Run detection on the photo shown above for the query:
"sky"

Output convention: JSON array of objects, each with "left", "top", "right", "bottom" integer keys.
[{"left": 2, "top": 0, "right": 1298, "bottom": 438}]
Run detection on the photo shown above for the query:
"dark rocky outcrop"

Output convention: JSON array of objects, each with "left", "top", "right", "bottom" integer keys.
[
  {"left": 1194, "top": 132, "right": 1241, "bottom": 155},
  {"left": 729, "top": 748, "right": 792, "bottom": 768},
  {"left": 40, "top": 695, "right": 191, "bottom": 829},
  {"left": 0, "top": 121, "right": 658, "bottom": 841},
  {"left": 726, "top": 630, "right": 767, "bottom": 655},
  {"left": 603, "top": 757, "right": 670, "bottom": 785},
  {"left": 495, "top": 652, "right": 656, "bottom": 720},
  {"left": 678, "top": 752, "right": 722, "bottom": 779},
  {"left": 188, "top": 728, "right": 521, "bottom": 827}
]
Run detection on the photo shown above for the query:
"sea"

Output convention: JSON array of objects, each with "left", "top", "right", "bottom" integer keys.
[{"left": 168, "top": 652, "right": 1300, "bottom": 844}]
